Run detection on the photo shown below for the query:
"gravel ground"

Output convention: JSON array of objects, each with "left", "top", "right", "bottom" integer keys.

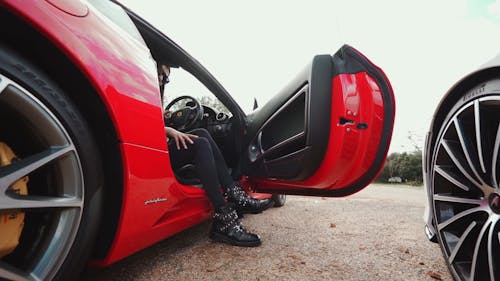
[{"left": 81, "top": 184, "right": 452, "bottom": 281}]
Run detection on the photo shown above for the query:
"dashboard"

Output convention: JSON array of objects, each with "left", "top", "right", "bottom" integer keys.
[
  {"left": 201, "top": 105, "right": 232, "bottom": 138},
  {"left": 202, "top": 106, "right": 229, "bottom": 123}
]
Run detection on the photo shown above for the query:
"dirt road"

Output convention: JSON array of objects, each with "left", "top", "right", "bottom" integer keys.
[{"left": 81, "top": 184, "right": 452, "bottom": 281}]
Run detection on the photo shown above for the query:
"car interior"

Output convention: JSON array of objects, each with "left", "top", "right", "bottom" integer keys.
[
  {"left": 126, "top": 7, "right": 334, "bottom": 185},
  {"left": 158, "top": 67, "right": 241, "bottom": 185},
  {"left": 116, "top": 0, "right": 367, "bottom": 188},
  {"left": 95, "top": 0, "right": 247, "bottom": 186}
]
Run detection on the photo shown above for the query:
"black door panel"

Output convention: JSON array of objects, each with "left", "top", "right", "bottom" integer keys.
[{"left": 244, "top": 55, "right": 332, "bottom": 180}]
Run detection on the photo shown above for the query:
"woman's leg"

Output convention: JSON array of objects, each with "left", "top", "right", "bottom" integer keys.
[
  {"left": 168, "top": 134, "right": 261, "bottom": 247},
  {"left": 187, "top": 128, "right": 274, "bottom": 214},
  {"left": 188, "top": 128, "right": 233, "bottom": 188},
  {"left": 168, "top": 137, "right": 226, "bottom": 208}
]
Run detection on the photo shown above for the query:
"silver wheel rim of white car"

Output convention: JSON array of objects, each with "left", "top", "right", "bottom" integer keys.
[
  {"left": 0, "top": 74, "right": 84, "bottom": 281},
  {"left": 432, "top": 96, "right": 500, "bottom": 281}
]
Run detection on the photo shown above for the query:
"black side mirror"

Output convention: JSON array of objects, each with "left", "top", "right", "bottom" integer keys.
[{"left": 253, "top": 98, "right": 258, "bottom": 110}]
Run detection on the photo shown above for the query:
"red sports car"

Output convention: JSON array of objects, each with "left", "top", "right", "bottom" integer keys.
[{"left": 0, "top": 0, "right": 395, "bottom": 280}]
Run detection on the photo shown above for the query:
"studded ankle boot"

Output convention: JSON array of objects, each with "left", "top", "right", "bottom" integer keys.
[
  {"left": 225, "top": 184, "right": 274, "bottom": 215},
  {"left": 209, "top": 203, "right": 261, "bottom": 247}
]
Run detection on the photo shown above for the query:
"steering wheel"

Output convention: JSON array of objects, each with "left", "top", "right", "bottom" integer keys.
[{"left": 164, "top": 95, "right": 204, "bottom": 131}]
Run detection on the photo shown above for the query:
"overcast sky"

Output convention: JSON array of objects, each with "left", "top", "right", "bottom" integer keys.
[{"left": 122, "top": 0, "right": 500, "bottom": 152}]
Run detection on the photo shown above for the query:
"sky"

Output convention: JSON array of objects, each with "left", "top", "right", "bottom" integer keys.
[{"left": 121, "top": 0, "right": 500, "bottom": 153}]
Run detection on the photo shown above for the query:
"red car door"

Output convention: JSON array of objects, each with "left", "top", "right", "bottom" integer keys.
[{"left": 243, "top": 45, "right": 395, "bottom": 197}]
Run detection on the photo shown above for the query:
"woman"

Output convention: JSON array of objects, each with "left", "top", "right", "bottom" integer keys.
[{"left": 160, "top": 65, "right": 273, "bottom": 247}]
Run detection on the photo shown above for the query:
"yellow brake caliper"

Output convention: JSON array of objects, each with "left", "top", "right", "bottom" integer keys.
[{"left": 0, "top": 142, "right": 28, "bottom": 258}]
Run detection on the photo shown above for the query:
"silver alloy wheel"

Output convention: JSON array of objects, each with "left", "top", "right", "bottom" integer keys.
[
  {"left": 432, "top": 96, "right": 500, "bottom": 281},
  {"left": 0, "top": 74, "right": 84, "bottom": 281}
]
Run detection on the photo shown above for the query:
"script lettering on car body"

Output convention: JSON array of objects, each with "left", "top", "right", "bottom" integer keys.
[{"left": 144, "top": 197, "right": 168, "bottom": 206}]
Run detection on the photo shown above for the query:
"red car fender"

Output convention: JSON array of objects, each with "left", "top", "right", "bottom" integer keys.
[
  {"left": 100, "top": 143, "right": 211, "bottom": 265},
  {"left": 3, "top": 0, "right": 166, "bottom": 149},
  {"left": 3, "top": 0, "right": 212, "bottom": 265}
]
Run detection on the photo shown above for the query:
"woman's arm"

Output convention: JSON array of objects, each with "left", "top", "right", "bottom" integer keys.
[{"left": 165, "top": 127, "right": 198, "bottom": 150}]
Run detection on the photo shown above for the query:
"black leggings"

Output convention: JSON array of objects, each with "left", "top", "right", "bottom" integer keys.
[{"left": 168, "top": 128, "right": 233, "bottom": 208}]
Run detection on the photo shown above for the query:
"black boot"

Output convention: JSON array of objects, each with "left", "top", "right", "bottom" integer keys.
[
  {"left": 225, "top": 184, "right": 274, "bottom": 215},
  {"left": 210, "top": 203, "right": 261, "bottom": 247}
]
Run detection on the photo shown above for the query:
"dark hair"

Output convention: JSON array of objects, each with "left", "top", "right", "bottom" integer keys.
[{"left": 158, "top": 64, "right": 169, "bottom": 101}]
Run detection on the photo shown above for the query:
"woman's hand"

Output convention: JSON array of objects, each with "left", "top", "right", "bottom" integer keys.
[{"left": 165, "top": 127, "right": 198, "bottom": 150}]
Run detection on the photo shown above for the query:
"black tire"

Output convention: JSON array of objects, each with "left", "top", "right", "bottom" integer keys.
[
  {"left": 0, "top": 46, "right": 103, "bottom": 281},
  {"left": 429, "top": 79, "right": 500, "bottom": 281},
  {"left": 271, "top": 194, "right": 286, "bottom": 207}
]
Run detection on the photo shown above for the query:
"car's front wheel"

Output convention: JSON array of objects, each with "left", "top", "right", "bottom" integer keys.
[
  {"left": 430, "top": 79, "right": 500, "bottom": 281},
  {"left": 0, "top": 47, "right": 103, "bottom": 281}
]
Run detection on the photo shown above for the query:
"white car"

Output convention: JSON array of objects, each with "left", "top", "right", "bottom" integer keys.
[{"left": 423, "top": 53, "right": 500, "bottom": 281}]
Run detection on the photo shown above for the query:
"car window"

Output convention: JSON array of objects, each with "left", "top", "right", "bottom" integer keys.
[{"left": 87, "top": 0, "right": 146, "bottom": 46}]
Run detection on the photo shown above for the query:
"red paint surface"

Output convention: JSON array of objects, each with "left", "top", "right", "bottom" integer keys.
[
  {"left": 95, "top": 143, "right": 211, "bottom": 265},
  {"left": 44, "top": 0, "right": 88, "bottom": 17},
  {"left": 3, "top": 0, "right": 210, "bottom": 265},
  {"left": 4, "top": 0, "right": 167, "bottom": 150}
]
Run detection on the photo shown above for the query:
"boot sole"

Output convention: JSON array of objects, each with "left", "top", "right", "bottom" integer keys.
[{"left": 209, "top": 232, "right": 262, "bottom": 247}]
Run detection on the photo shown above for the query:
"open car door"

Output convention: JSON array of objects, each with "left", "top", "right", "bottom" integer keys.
[{"left": 243, "top": 45, "right": 395, "bottom": 197}]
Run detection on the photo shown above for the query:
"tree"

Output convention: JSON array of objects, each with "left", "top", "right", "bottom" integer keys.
[
  {"left": 376, "top": 151, "right": 422, "bottom": 184},
  {"left": 407, "top": 130, "right": 423, "bottom": 152},
  {"left": 375, "top": 132, "right": 423, "bottom": 185}
]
